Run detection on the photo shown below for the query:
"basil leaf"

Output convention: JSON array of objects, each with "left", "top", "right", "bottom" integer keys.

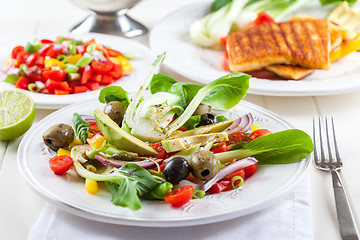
[
  {"left": 105, "top": 179, "right": 142, "bottom": 211},
  {"left": 119, "top": 163, "right": 162, "bottom": 197},
  {"left": 149, "top": 73, "right": 178, "bottom": 94},
  {"left": 72, "top": 113, "right": 90, "bottom": 144},
  {"left": 201, "top": 72, "right": 250, "bottom": 109},
  {"left": 215, "top": 129, "right": 314, "bottom": 164},
  {"left": 182, "top": 115, "right": 201, "bottom": 130},
  {"left": 169, "top": 83, "right": 203, "bottom": 108},
  {"left": 98, "top": 86, "right": 131, "bottom": 107}
]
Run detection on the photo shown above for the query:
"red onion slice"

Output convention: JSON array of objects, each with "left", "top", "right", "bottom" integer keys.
[
  {"left": 224, "top": 113, "right": 253, "bottom": 134},
  {"left": 202, "top": 157, "right": 258, "bottom": 192},
  {"left": 95, "top": 154, "right": 163, "bottom": 169},
  {"left": 80, "top": 114, "right": 96, "bottom": 122}
]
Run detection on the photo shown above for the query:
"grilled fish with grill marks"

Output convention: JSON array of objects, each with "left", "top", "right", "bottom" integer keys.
[{"left": 226, "top": 18, "right": 331, "bottom": 72}]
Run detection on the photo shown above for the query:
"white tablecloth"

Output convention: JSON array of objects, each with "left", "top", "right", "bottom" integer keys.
[{"left": 28, "top": 175, "right": 312, "bottom": 240}]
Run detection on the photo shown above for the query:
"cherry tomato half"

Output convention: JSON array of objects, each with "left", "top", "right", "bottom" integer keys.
[
  {"left": 248, "top": 129, "right": 272, "bottom": 142},
  {"left": 164, "top": 186, "right": 194, "bottom": 207},
  {"left": 49, "top": 155, "right": 73, "bottom": 175},
  {"left": 150, "top": 143, "right": 169, "bottom": 159},
  {"left": 11, "top": 46, "right": 25, "bottom": 59},
  {"left": 207, "top": 180, "right": 233, "bottom": 194},
  {"left": 227, "top": 132, "right": 247, "bottom": 145},
  {"left": 91, "top": 60, "right": 113, "bottom": 74},
  {"left": 211, "top": 142, "right": 228, "bottom": 153}
]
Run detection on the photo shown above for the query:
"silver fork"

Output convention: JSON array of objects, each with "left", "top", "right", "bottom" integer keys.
[{"left": 313, "top": 116, "right": 359, "bottom": 240}]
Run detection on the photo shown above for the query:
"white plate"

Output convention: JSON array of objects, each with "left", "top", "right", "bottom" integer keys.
[
  {"left": 18, "top": 99, "right": 310, "bottom": 227},
  {"left": 0, "top": 33, "right": 155, "bottom": 109},
  {"left": 149, "top": 1, "right": 360, "bottom": 96}
]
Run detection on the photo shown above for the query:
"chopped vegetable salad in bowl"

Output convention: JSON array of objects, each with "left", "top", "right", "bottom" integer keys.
[
  {"left": 0, "top": 33, "right": 155, "bottom": 109},
  {"left": 20, "top": 53, "right": 313, "bottom": 213}
]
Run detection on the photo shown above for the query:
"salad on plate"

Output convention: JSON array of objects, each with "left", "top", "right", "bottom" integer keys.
[
  {"left": 41, "top": 53, "right": 313, "bottom": 211},
  {"left": 2, "top": 36, "right": 132, "bottom": 95}
]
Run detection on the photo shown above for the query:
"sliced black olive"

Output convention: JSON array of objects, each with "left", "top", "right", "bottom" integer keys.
[
  {"left": 163, "top": 157, "right": 191, "bottom": 185},
  {"left": 43, "top": 123, "right": 75, "bottom": 151},
  {"left": 103, "top": 101, "right": 126, "bottom": 126},
  {"left": 189, "top": 148, "right": 218, "bottom": 181},
  {"left": 196, "top": 113, "right": 217, "bottom": 127}
]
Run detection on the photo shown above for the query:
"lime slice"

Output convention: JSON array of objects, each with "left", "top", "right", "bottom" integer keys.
[{"left": 0, "top": 90, "right": 35, "bottom": 141}]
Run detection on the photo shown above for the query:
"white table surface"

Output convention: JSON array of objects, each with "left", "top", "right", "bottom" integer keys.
[{"left": 0, "top": 0, "right": 359, "bottom": 239}]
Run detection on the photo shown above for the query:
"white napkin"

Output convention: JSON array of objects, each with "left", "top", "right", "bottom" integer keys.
[{"left": 28, "top": 175, "right": 313, "bottom": 240}]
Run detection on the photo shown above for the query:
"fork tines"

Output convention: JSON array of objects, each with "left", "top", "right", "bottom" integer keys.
[{"left": 313, "top": 116, "right": 343, "bottom": 171}]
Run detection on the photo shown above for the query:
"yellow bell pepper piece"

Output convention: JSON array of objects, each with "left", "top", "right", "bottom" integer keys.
[
  {"left": 251, "top": 124, "right": 260, "bottom": 132},
  {"left": 65, "top": 54, "right": 82, "bottom": 65},
  {"left": 57, "top": 148, "right": 71, "bottom": 157},
  {"left": 331, "top": 33, "right": 360, "bottom": 62},
  {"left": 87, "top": 134, "right": 105, "bottom": 149},
  {"left": 109, "top": 56, "right": 132, "bottom": 73},
  {"left": 340, "top": 33, "right": 360, "bottom": 58},
  {"left": 85, "top": 178, "right": 99, "bottom": 195},
  {"left": 69, "top": 139, "right": 82, "bottom": 149},
  {"left": 44, "top": 58, "right": 65, "bottom": 69}
]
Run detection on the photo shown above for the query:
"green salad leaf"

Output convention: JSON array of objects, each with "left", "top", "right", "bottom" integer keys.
[
  {"left": 72, "top": 113, "right": 90, "bottom": 144},
  {"left": 149, "top": 73, "right": 178, "bottom": 94},
  {"left": 215, "top": 129, "right": 314, "bottom": 164},
  {"left": 98, "top": 86, "right": 131, "bottom": 107}
]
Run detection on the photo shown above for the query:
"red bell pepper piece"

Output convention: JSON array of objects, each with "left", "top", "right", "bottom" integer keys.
[
  {"left": 101, "top": 74, "right": 113, "bottom": 85},
  {"left": 81, "top": 65, "right": 92, "bottom": 84},
  {"left": 110, "top": 63, "right": 123, "bottom": 79},
  {"left": 85, "top": 81, "right": 100, "bottom": 91},
  {"left": 73, "top": 86, "right": 89, "bottom": 94},
  {"left": 207, "top": 180, "right": 233, "bottom": 194},
  {"left": 25, "top": 53, "right": 39, "bottom": 67}
]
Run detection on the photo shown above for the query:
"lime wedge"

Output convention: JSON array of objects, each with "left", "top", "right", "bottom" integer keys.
[{"left": 0, "top": 90, "right": 35, "bottom": 140}]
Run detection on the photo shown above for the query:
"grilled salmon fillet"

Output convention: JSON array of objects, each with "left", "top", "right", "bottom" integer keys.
[{"left": 226, "top": 18, "right": 331, "bottom": 72}]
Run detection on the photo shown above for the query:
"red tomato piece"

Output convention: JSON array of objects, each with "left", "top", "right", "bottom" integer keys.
[
  {"left": 101, "top": 74, "right": 113, "bottom": 85},
  {"left": 45, "top": 45, "right": 60, "bottom": 58},
  {"left": 45, "top": 79, "right": 63, "bottom": 91},
  {"left": 40, "top": 39, "right": 54, "bottom": 44},
  {"left": 73, "top": 86, "right": 89, "bottom": 94},
  {"left": 164, "top": 186, "right": 194, "bottom": 207},
  {"left": 37, "top": 56, "right": 45, "bottom": 66},
  {"left": 81, "top": 65, "right": 92, "bottom": 84},
  {"left": 149, "top": 143, "right": 169, "bottom": 159},
  {"left": 54, "top": 89, "right": 71, "bottom": 95},
  {"left": 91, "top": 60, "right": 113, "bottom": 74},
  {"left": 105, "top": 48, "right": 122, "bottom": 57},
  {"left": 110, "top": 63, "right": 123, "bottom": 79},
  {"left": 227, "top": 132, "right": 247, "bottom": 145},
  {"left": 42, "top": 69, "right": 66, "bottom": 82},
  {"left": 15, "top": 77, "right": 30, "bottom": 90},
  {"left": 244, "top": 163, "right": 257, "bottom": 178},
  {"left": 211, "top": 142, "right": 228, "bottom": 153},
  {"left": 11, "top": 46, "right": 25, "bottom": 59},
  {"left": 40, "top": 88, "right": 53, "bottom": 94},
  {"left": 85, "top": 81, "right": 100, "bottom": 91},
  {"left": 88, "top": 121, "right": 101, "bottom": 133},
  {"left": 248, "top": 129, "right": 272, "bottom": 142},
  {"left": 49, "top": 155, "right": 73, "bottom": 175},
  {"left": 207, "top": 180, "right": 233, "bottom": 194},
  {"left": 76, "top": 45, "right": 86, "bottom": 55},
  {"left": 90, "top": 73, "right": 103, "bottom": 83},
  {"left": 16, "top": 50, "right": 28, "bottom": 64},
  {"left": 25, "top": 53, "right": 39, "bottom": 67},
  {"left": 38, "top": 44, "right": 52, "bottom": 56},
  {"left": 243, "top": 11, "right": 275, "bottom": 31}
]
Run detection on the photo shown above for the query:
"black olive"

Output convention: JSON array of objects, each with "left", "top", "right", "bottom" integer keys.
[
  {"left": 196, "top": 113, "right": 217, "bottom": 127},
  {"left": 43, "top": 124, "right": 75, "bottom": 151},
  {"left": 103, "top": 101, "right": 126, "bottom": 126},
  {"left": 163, "top": 157, "right": 190, "bottom": 185}
]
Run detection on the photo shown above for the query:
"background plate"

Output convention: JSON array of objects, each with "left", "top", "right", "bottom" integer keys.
[
  {"left": 18, "top": 99, "right": 310, "bottom": 227},
  {"left": 149, "top": 1, "right": 360, "bottom": 96},
  {"left": 0, "top": 33, "right": 155, "bottom": 109}
]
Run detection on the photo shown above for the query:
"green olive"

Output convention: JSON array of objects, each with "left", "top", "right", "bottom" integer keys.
[
  {"left": 103, "top": 101, "right": 126, "bottom": 126},
  {"left": 43, "top": 123, "right": 75, "bottom": 151},
  {"left": 189, "top": 148, "right": 218, "bottom": 181}
]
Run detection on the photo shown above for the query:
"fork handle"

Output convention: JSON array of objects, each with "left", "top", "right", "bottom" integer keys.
[{"left": 331, "top": 170, "right": 359, "bottom": 240}]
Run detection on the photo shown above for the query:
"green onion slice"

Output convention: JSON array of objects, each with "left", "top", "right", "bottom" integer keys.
[
  {"left": 192, "top": 190, "right": 206, "bottom": 199},
  {"left": 231, "top": 176, "right": 244, "bottom": 189},
  {"left": 76, "top": 56, "right": 93, "bottom": 67},
  {"left": 28, "top": 83, "right": 40, "bottom": 93}
]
